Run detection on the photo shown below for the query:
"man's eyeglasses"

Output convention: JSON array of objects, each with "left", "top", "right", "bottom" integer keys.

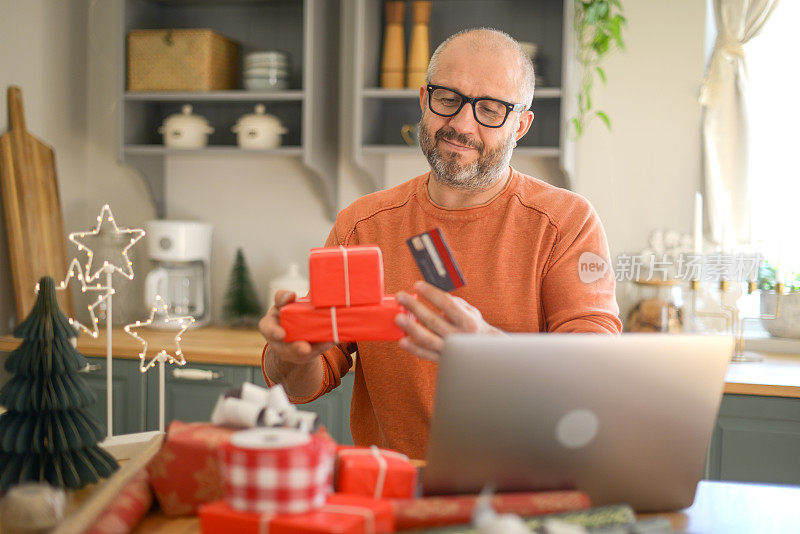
[{"left": 426, "top": 84, "right": 528, "bottom": 128}]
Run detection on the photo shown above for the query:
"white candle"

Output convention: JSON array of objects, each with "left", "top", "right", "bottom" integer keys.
[
  {"left": 719, "top": 191, "right": 733, "bottom": 254},
  {"left": 694, "top": 192, "right": 703, "bottom": 255}
]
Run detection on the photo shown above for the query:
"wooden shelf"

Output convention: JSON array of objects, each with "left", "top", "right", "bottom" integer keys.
[
  {"left": 124, "top": 90, "right": 304, "bottom": 102},
  {"left": 123, "top": 145, "right": 303, "bottom": 156},
  {"left": 361, "top": 87, "right": 562, "bottom": 99}
]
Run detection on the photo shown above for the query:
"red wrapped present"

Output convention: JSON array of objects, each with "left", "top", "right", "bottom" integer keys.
[
  {"left": 391, "top": 490, "right": 591, "bottom": 530},
  {"left": 200, "top": 494, "right": 394, "bottom": 534},
  {"left": 309, "top": 246, "right": 384, "bottom": 308},
  {"left": 220, "top": 427, "right": 337, "bottom": 514},
  {"left": 281, "top": 297, "right": 407, "bottom": 343},
  {"left": 147, "top": 421, "right": 236, "bottom": 516},
  {"left": 85, "top": 469, "right": 153, "bottom": 534},
  {"left": 336, "top": 445, "right": 417, "bottom": 499}
]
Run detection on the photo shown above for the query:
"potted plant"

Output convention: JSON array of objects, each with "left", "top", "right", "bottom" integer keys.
[{"left": 758, "top": 262, "right": 800, "bottom": 338}]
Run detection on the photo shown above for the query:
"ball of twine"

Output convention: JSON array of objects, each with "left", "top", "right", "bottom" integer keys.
[{"left": 0, "top": 483, "right": 66, "bottom": 534}]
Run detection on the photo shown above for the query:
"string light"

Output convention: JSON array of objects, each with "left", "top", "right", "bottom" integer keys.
[
  {"left": 68, "top": 204, "right": 145, "bottom": 282},
  {"left": 34, "top": 259, "right": 113, "bottom": 338},
  {"left": 123, "top": 295, "right": 195, "bottom": 373}
]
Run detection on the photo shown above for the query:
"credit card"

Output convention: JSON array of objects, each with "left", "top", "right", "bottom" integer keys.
[{"left": 406, "top": 228, "right": 465, "bottom": 291}]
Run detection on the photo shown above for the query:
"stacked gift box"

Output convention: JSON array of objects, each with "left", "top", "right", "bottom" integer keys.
[{"left": 280, "top": 246, "right": 408, "bottom": 343}]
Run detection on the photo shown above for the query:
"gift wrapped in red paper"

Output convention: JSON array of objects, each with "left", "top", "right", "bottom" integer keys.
[
  {"left": 309, "top": 246, "right": 384, "bottom": 308},
  {"left": 85, "top": 469, "right": 153, "bottom": 534},
  {"left": 336, "top": 445, "right": 417, "bottom": 499},
  {"left": 199, "top": 494, "right": 394, "bottom": 534},
  {"left": 281, "top": 297, "right": 406, "bottom": 343},
  {"left": 147, "top": 421, "right": 236, "bottom": 516},
  {"left": 391, "top": 490, "right": 592, "bottom": 530}
]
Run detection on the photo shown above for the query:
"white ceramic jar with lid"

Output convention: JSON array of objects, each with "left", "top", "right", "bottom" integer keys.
[
  {"left": 158, "top": 104, "right": 214, "bottom": 148},
  {"left": 231, "top": 104, "right": 288, "bottom": 149}
]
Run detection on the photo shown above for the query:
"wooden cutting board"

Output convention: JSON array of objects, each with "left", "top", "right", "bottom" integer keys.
[{"left": 0, "top": 86, "right": 73, "bottom": 321}]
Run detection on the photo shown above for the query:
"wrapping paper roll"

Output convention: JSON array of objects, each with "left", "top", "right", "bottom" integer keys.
[{"left": 221, "top": 428, "right": 336, "bottom": 514}]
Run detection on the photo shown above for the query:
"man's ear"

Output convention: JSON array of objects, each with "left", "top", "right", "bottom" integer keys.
[
  {"left": 419, "top": 86, "right": 426, "bottom": 112},
  {"left": 514, "top": 110, "right": 534, "bottom": 142}
]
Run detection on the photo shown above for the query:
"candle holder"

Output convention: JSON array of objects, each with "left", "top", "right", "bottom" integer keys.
[{"left": 732, "top": 281, "right": 785, "bottom": 362}]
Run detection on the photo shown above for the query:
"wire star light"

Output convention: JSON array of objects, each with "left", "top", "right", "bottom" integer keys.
[
  {"left": 124, "top": 295, "right": 195, "bottom": 373},
  {"left": 68, "top": 204, "right": 146, "bottom": 281},
  {"left": 34, "top": 258, "right": 113, "bottom": 338}
]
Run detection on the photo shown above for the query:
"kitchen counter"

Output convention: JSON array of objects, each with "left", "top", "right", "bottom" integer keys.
[
  {"left": 2, "top": 329, "right": 800, "bottom": 397},
  {"left": 0, "top": 326, "right": 267, "bottom": 367}
]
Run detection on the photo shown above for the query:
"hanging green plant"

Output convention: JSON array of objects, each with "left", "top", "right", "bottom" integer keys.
[{"left": 572, "top": 0, "right": 627, "bottom": 137}]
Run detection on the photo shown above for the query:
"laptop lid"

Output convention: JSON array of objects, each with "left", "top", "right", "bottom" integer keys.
[{"left": 423, "top": 334, "right": 732, "bottom": 512}]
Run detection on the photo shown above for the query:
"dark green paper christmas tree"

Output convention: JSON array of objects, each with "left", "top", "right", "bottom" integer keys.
[
  {"left": 222, "top": 248, "right": 263, "bottom": 327},
  {"left": 0, "top": 276, "right": 118, "bottom": 491}
]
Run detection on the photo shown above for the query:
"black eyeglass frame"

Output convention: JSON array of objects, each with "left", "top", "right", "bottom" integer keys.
[{"left": 425, "top": 84, "right": 528, "bottom": 128}]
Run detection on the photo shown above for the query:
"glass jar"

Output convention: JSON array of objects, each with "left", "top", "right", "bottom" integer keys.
[{"left": 626, "top": 279, "right": 684, "bottom": 333}]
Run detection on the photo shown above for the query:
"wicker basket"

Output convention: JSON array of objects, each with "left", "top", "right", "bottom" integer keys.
[{"left": 127, "top": 29, "right": 239, "bottom": 91}]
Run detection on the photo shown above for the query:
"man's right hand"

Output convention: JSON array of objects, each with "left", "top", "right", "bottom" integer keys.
[{"left": 259, "top": 290, "right": 335, "bottom": 365}]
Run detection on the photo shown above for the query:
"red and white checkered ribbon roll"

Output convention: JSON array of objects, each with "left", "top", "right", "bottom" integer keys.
[{"left": 220, "top": 428, "right": 336, "bottom": 514}]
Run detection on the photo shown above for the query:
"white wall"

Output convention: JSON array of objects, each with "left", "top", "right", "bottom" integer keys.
[{"left": 573, "top": 0, "right": 707, "bottom": 260}]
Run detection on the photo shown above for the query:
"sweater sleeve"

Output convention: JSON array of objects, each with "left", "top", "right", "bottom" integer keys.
[{"left": 540, "top": 199, "right": 622, "bottom": 334}]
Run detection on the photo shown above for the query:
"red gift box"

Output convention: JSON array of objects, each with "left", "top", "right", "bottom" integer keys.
[
  {"left": 336, "top": 445, "right": 417, "bottom": 499},
  {"left": 391, "top": 490, "right": 592, "bottom": 530},
  {"left": 309, "top": 246, "right": 384, "bottom": 308},
  {"left": 200, "top": 494, "right": 394, "bottom": 534},
  {"left": 281, "top": 297, "right": 406, "bottom": 343},
  {"left": 147, "top": 421, "right": 236, "bottom": 516}
]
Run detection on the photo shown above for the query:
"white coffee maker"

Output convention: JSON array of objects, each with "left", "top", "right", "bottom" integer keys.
[{"left": 145, "top": 220, "right": 212, "bottom": 328}]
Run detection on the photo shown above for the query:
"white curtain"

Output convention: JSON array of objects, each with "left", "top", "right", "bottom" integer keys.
[{"left": 700, "top": 0, "right": 778, "bottom": 247}]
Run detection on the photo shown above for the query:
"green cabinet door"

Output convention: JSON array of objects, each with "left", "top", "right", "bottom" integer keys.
[
  {"left": 146, "top": 362, "right": 251, "bottom": 430},
  {"left": 252, "top": 366, "right": 354, "bottom": 446},
  {"left": 81, "top": 357, "right": 146, "bottom": 435},
  {"left": 708, "top": 394, "right": 800, "bottom": 484}
]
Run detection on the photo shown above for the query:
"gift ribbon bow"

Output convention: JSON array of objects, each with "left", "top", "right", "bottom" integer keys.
[
  {"left": 259, "top": 504, "right": 376, "bottom": 534},
  {"left": 339, "top": 445, "right": 410, "bottom": 499}
]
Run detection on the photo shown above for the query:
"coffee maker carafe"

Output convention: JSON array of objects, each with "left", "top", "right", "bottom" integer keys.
[{"left": 145, "top": 220, "right": 212, "bottom": 328}]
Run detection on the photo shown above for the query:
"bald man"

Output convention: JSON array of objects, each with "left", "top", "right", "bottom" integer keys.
[{"left": 260, "top": 28, "right": 622, "bottom": 459}]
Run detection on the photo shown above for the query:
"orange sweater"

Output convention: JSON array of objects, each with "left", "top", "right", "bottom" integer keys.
[{"left": 263, "top": 169, "right": 621, "bottom": 459}]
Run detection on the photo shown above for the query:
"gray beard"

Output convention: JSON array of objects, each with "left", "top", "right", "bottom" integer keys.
[{"left": 419, "top": 120, "right": 515, "bottom": 191}]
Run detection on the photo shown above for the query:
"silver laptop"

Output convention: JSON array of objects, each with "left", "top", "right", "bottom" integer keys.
[{"left": 423, "top": 334, "right": 732, "bottom": 512}]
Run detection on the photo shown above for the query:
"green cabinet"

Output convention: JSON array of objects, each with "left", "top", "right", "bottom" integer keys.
[
  {"left": 252, "top": 367, "right": 354, "bottom": 446},
  {"left": 81, "top": 357, "right": 147, "bottom": 435},
  {"left": 707, "top": 394, "right": 800, "bottom": 485},
  {"left": 146, "top": 361, "right": 251, "bottom": 430}
]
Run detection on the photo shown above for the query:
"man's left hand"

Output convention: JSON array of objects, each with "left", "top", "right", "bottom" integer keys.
[{"left": 394, "top": 281, "right": 503, "bottom": 361}]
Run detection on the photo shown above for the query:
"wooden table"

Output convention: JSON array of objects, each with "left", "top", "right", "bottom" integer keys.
[{"left": 132, "top": 481, "right": 800, "bottom": 533}]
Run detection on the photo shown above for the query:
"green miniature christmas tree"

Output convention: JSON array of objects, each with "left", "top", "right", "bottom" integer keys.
[
  {"left": 222, "top": 248, "right": 264, "bottom": 327},
  {"left": 0, "top": 276, "right": 118, "bottom": 491}
]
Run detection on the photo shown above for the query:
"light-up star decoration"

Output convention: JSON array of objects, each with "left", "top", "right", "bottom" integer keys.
[
  {"left": 124, "top": 295, "right": 195, "bottom": 373},
  {"left": 34, "top": 258, "right": 113, "bottom": 338},
  {"left": 69, "top": 204, "right": 146, "bottom": 282}
]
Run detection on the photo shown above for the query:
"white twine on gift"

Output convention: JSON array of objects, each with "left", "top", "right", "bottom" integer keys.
[
  {"left": 339, "top": 445, "right": 409, "bottom": 499},
  {"left": 258, "top": 505, "right": 376, "bottom": 534},
  {"left": 339, "top": 245, "right": 351, "bottom": 307},
  {"left": 330, "top": 307, "right": 340, "bottom": 344}
]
